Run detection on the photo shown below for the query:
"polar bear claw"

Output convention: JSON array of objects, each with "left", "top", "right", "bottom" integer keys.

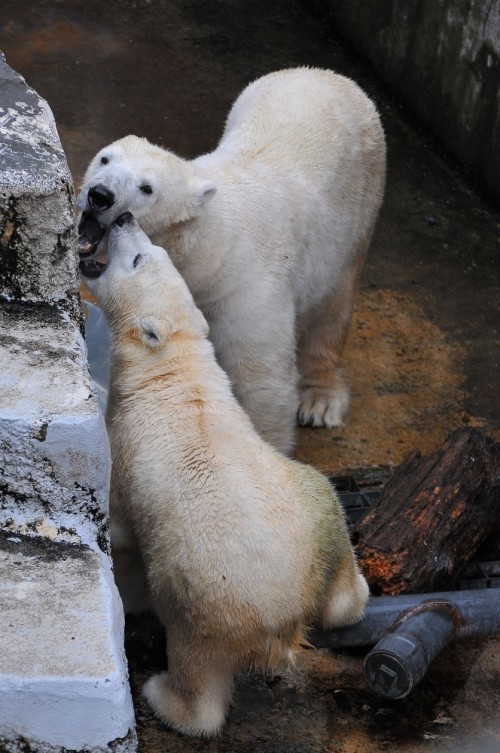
[{"left": 297, "top": 385, "right": 351, "bottom": 428}]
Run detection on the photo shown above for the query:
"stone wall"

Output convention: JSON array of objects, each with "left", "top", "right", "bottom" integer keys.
[
  {"left": 0, "top": 52, "right": 136, "bottom": 753},
  {"left": 307, "top": 0, "right": 500, "bottom": 203}
]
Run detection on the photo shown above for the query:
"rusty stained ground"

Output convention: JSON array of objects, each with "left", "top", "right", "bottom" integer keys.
[{"left": 2, "top": 1, "right": 500, "bottom": 752}]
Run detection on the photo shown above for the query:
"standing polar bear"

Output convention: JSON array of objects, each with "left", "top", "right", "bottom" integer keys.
[
  {"left": 79, "top": 212, "right": 369, "bottom": 737},
  {"left": 77, "top": 67, "right": 386, "bottom": 454}
]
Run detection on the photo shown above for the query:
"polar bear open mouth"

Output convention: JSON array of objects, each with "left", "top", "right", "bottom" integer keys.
[
  {"left": 78, "top": 212, "right": 107, "bottom": 258},
  {"left": 79, "top": 258, "right": 107, "bottom": 279}
]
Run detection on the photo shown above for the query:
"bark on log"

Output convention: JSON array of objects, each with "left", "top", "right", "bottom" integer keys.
[{"left": 353, "top": 428, "right": 500, "bottom": 595}]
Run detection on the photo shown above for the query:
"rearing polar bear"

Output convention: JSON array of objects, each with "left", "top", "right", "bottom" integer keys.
[
  {"left": 77, "top": 67, "right": 386, "bottom": 454},
  {"left": 79, "top": 212, "right": 369, "bottom": 737}
]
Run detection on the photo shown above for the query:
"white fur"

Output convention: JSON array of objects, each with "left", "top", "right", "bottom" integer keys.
[
  {"left": 78, "top": 67, "right": 386, "bottom": 454},
  {"left": 81, "top": 216, "right": 369, "bottom": 737}
]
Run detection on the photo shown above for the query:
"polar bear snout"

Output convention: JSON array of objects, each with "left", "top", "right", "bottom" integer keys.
[
  {"left": 113, "top": 211, "right": 135, "bottom": 228},
  {"left": 108, "top": 211, "right": 142, "bottom": 248},
  {"left": 88, "top": 183, "right": 115, "bottom": 212}
]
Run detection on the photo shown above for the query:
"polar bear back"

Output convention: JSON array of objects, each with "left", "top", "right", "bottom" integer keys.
[
  {"left": 187, "top": 67, "right": 385, "bottom": 314},
  {"left": 219, "top": 67, "right": 383, "bottom": 180}
]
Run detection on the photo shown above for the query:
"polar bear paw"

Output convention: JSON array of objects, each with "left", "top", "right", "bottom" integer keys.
[
  {"left": 143, "top": 671, "right": 227, "bottom": 738},
  {"left": 297, "top": 385, "right": 350, "bottom": 428},
  {"left": 321, "top": 571, "right": 370, "bottom": 629}
]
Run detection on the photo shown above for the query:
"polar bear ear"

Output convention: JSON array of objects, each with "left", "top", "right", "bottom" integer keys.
[
  {"left": 136, "top": 316, "right": 166, "bottom": 348},
  {"left": 187, "top": 178, "right": 217, "bottom": 216}
]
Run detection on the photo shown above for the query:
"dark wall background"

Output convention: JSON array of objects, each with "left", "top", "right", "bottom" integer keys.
[{"left": 306, "top": 0, "right": 500, "bottom": 205}]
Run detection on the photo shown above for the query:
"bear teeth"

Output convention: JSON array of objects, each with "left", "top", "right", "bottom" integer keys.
[
  {"left": 79, "top": 259, "right": 107, "bottom": 279},
  {"left": 78, "top": 211, "right": 106, "bottom": 257}
]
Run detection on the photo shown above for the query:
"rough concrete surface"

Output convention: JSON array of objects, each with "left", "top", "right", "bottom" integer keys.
[
  {"left": 0, "top": 300, "right": 110, "bottom": 549},
  {"left": 0, "top": 52, "right": 80, "bottom": 321},
  {"left": 1, "top": 1, "right": 499, "bottom": 752},
  {"left": 0, "top": 533, "right": 135, "bottom": 752},
  {"left": 0, "top": 54, "right": 135, "bottom": 752}
]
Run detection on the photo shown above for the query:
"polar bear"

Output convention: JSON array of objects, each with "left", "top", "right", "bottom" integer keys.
[
  {"left": 77, "top": 67, "right": 386, "bottom": 455},
  {"left": 79, "top": 212, "right": 369, "bottom": 738}
]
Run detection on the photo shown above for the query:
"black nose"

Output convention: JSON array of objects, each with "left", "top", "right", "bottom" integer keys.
[
  {"left": 113, "top": 211, "right": 135, "bottom": 227},
  {"left": 88, "top": 184, "right": 115, "bottom": 211}
]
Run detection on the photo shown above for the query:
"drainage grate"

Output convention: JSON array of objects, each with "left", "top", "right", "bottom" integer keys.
[
  {"left": 329, "top": 475, "right": 377, "bottom": 522},
  {"left": 456, "top": 560, "right": 500, "bottom": 590}
]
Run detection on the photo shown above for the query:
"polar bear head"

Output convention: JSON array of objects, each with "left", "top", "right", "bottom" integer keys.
[
  {"left": 80, "top": 211, "right": 208, "bottom": 349},
  {"left": 77, "top": 135, "right": 216, "bottom": 258}
]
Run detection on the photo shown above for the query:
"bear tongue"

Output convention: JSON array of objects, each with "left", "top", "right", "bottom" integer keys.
[{"left": 78, "top": 212, "right": 106, "bottom": 257}]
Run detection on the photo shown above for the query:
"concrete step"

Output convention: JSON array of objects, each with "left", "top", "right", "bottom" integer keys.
[
  {"left": 0, "top": 301, "right": 137, "bottom": 753},
  {"left": 0, "top": 533, "right": 136, "bottom": 753}
]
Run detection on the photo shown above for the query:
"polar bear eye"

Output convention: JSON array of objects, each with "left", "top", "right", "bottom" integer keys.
[
  {"left": 133, "top": 254, "right": 142, "bottom": 268},
  {"left": 100, "top": 156, "right": 109, "bottom": 165},
  {"left": 140, "top": 184, "right": 153, "bottom": 195}
]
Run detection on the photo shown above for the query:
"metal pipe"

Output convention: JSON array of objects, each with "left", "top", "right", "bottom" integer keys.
[
  {"left": 312, "top": 589, "right": 500, "bottom": 649},
  {"left": 311, "top": 589, "right": 500, "bottom": 699},
  {"left": 363, "top": 605, "right": 456, "bottom": 698}
]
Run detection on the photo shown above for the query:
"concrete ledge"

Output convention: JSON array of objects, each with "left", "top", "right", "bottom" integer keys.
[
  {"left": 0, "top": 304, "right": 137, "bottom": 750},
  {"left": 0, "top": 300, "right": 110, "bottom": 550},
  {"left": 0, "top": 52, "right": 80, "bottom": 321},
  {"left": 0, "top": 533, "right": 135, "bottom": 753}
]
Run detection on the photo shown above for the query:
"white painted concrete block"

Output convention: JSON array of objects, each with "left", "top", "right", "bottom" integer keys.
[
  {"left": 0, "top": 533, "right": 136, "bottom": 752},
  {"left": 0, "top": 302, "right": 110, "bottom": 550},
  {"left": 0, "top": 305, "right": 137, "bottom": 752}
]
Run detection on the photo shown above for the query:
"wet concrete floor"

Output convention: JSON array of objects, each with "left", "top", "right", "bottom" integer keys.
[{"left": 2, "top": 1, "right": 500, "bottom": 751}]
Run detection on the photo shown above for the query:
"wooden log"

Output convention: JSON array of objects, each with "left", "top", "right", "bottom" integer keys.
[{"left": 353, "top": 427, "right": 500, "bottom": 595}]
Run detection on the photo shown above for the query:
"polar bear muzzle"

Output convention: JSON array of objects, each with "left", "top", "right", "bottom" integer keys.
[
  {"left": 88, "top": 184, "right": 115, "bottom": 212},
  {"left": 113, "top": 211, "right": 135, "bottom": 227}
]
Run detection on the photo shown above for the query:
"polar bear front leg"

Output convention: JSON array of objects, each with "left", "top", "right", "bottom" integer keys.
[
  {"left": 210, "top": 297, "right": 299, "bottom": 455},
  {"left": 296, "top": 275, "right": 356, "bottom": 429},
  {"left": 234, "top": 364, "right": 299, "bottom": 455}
]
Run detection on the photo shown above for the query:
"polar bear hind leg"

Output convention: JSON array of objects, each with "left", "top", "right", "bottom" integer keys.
[
  {"left": 143, "top": 636, "right": 235, "bottom": 737},
  {"left": 296, "top": 272, "right": 357, "bottom": 428},
  {"left": 319, "top": 559, "right": 369, "bottom": 630}
]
